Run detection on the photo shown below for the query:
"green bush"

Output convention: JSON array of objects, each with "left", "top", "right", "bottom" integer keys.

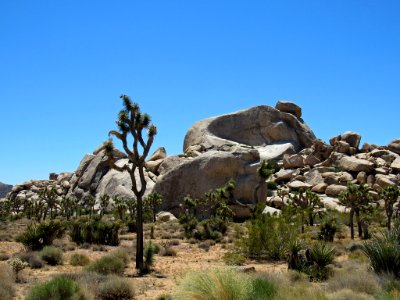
[
  {"left": 25, "top": 276, "right": 89, "bottom": 300},
  {"left": 69, "top": 217, "right": 120, "bottom": 246},
  {"left": 237, "top": 214, "right": 299, "bottom": 260},
  {"left": 144, "top": 241, "right": 155, "bottom": 272},
  {"left": 363, "top": 227, "right": 400, "bottom": 278},
  {"left": 39, "top": 246, "right": 63, "bottom": 266},
  {"left": 319, "top": 217, "right": 339, "bottom": 242},
  {"left": 308, "top": 242, "right": 335, "bottom": 281},
  {"left": 0, "top": 264, "right": 15, "bottom": 300},
  {"left": 248, "top": 277, "right": 277, "bottom": 300},
  {"left": 16, "top": 221, "right": 66, "bottom": 251},
  {"left": 97, "top": 276, "right": 135, "bottom": 300},
  {"left": 175, "top": 268, "right": 276, "bottom": 300},
  {"left": 86, "top": 254, "right": 125, "bottom": 275},
  {"left": 223, "top": 252, "right": 246, "bottom": 266},
  {"left": 70, "top": 253, "right": 90, "bottom": 266}
]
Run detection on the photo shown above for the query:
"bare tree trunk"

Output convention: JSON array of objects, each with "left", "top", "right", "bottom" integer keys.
[
  {"left": 387, "top": 209, "right": 393, "bottom": 231},
  {"left": 136, "top": 196, "right": 144, "bottom": 271}
]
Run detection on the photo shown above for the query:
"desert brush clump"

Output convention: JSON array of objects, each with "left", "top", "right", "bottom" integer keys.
[
  {"left": 236, "top": 213, "right": 299, "bottom": 260},
  {"left": 39, "top": 246, "right": 63, "bottom": 266},
  {"left": 17, "top": 251, "right": 44, "bottom": 269},
  {"left": 0, "top": 263, "right": 15, "bottom": 300},
  {"left": 16, "top": 221, "right": 66, "bottom": 251},
  {"left": 70, "top": 253, "right": 90, "bottom": 266},
  {"left": 175, "top": 268, "right": 276, "bottom": 300},
  {"left": 86, "top": 252, "right": 127, "bottom": 275},
  {"left": 97, "top": 276, "right": 135, "bottom": 300},
  {"left": 25, "top": 275, "right": 91, "bottom": 300},
  {"left": 69, "top": 216, "right": 120, "bottom": 246}
]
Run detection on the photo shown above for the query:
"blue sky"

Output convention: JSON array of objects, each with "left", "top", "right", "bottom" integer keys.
[{"left": 1, "top": 1, "right": 399, "bottom": 185}]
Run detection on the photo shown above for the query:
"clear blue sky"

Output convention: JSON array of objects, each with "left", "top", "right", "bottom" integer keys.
[{"left": 1, "top": 1, "right": 399, "bottom": 185}]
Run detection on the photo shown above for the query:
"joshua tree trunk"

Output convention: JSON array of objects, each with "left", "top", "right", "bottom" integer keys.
[
  {"left": 361, "top": 220, "right": 369, "bottom": 240},
  {"left": 308, "top": 211, "right": 314, "bottom": 227},
  {"left": 355, "top": 209, "right": 362, "bottom": 238},
  {"left": 136, "top": 195, "right": 144, "bottom": 270},
  {"left": 387, "top": 209, "right": 393, "bottom": 230},
  {"left": 349, "top": 208, "right": 355, "bottom": 240}
]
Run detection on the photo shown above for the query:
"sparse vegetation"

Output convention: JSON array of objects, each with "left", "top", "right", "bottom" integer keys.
[
  {"left": 97, "top": 276, "right": 135, "bottom": 300},
  {"left": 39, "top": 246, "right": 63, "bottom": 266},
  {"left": 0, "top": 263, "right": 15, "bottom": 300},
  {"left": 16, "top": 221, "right": 66, "bottom": 251},
  {"left": 70, "top": 253, "right": 90, "bottom": 266},
  {"left": 25, "top": 276, "right": 90, "bottom": 300},
  {"left": 86, "top": 252, "right": 126, "bottom": 275}
]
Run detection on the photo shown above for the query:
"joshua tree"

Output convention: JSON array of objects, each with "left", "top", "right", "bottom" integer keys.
[
  {"left": 104, "top": 95, "right": 157, "bottom": 272},
  {"left": 339, "top": 183, "right": 372, "bottom": 239},
  {"left": 145, "top": 192, "right": 163, "bottom": 222},
  {"left": 253, "top": 160, "right": 277, "bottom": 207},
  {"left": 99, "top": 194, "right": 111, "bottom": 218},
  {"left": 380, "top": 185, "right": 400, "bottom": 230},
  {"left": 39, "top": 185, "right": 59, "bottom": 220},
  {"left": 289, "top": 189, "right": 322, "bottom": 233}
]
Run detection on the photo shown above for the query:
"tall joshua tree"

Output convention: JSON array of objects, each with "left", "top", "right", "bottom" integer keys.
[
  {"left": 339, "top": 183, "right": 371, "bottom": 239},
  {"left": 380, "top": 185, "right": 400, "bottom": 230},
  {"left": 104, "top": 95, "right": 157, "bottom": 272}
]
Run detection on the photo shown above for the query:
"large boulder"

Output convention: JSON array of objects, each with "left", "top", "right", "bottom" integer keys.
[
  {"left": 96, "top": 159, "right": 155, "bottom": 201},
  {"left": 338, "top": 156, "right": 374, "bottom": 173},
  {"left": 153, "top": 147, "right": 260, "bottom": 214},
  {"left": 183, "top": 104, "right": 316, "bottom": 157},
  {"left": 391, "top": 157, "right": 400, "bottom": 171},
  {"left": 388, "top": 139, "right": 400, "bottom": 155},
  {"left": 275, "top": 101, "right": 302, "bottom": 119}
]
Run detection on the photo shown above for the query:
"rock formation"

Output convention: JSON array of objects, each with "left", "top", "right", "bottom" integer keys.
[
  {"left": 5, "top": 100, "right": 400, "bottom": 218},
  {"left": 0, "top": 182, "right": 12, "bottom": 198}
]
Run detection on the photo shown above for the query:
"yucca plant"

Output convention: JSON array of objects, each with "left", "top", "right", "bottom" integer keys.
[
  {"left": 287, "top": 239, "right": 306, "bottom": 271},
  {"left": 362, "top": 227, "right": 400, "bottom": 278},
  {"left": 309, "top": 242, "right": 335, "bottom": 281}
]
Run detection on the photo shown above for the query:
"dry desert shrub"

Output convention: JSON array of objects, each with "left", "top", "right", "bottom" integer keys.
[
  {"left": 327, "top": 288, "right": 374, "bottom": 300},
  {"left": 327, "top": 262, "right": 380, "bottom": 295},
  {"left": 0, "top": 263, "right": 15, "bottom": 300}
]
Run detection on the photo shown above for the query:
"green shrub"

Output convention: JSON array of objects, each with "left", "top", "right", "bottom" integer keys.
[
  {"left": 39, "top": 246, "right": 63, "bottom": 265},
  {"left": 175, "top": 268, "right": 276, "bottom": 300},
  {"left": 143, "top": 241, "right": 155, "bottom": 272},
  {"left": 237, "top": 214, "right": 299, "bottom": 260},
  {"left": 319, "top": 217, "right": 339, "bottom": 242},
  {"left": 69, "top": 217, "right": 120, "bottom": 246},
  {"left": 70, "top": 253, "right": 90, "bottom": 266},
  {"left": 248, "top": 277, "right": 277, "bottom": 300},
  {"left": 16, "top": 221, "right": 66, "bottom": 251},
  {"left": 309, "top": 242, "right": 335, "bottom": 281},
  {"left": 363, "top": 227, "right": 400, "bottom": 278},
  {"left": 223, "top": 252, "right": 246, "bottom": 266},
  {"left": 97, "top": 276, "right": 135, "bottom": 300},
  {"left": 25, "top": 276, "right": 89, "bottom": 300},
  {"left": 86, "top": 254, "right": 125, "bottom": 275},
  {"left": 0, "top": 264, "right": 15, "bottom": 300}
]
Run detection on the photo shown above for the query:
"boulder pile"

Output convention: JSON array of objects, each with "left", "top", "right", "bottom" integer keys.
[{"left": 4, "top": 101, "right": 400, "bottom": 217}]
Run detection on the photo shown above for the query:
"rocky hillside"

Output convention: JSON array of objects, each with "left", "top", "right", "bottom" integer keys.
[
  {"left": 5, "top": 101, "right": 400, "bottom": 217},
  {"left": 0, "top": 182, "right": 12, "bottom": 198}
]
